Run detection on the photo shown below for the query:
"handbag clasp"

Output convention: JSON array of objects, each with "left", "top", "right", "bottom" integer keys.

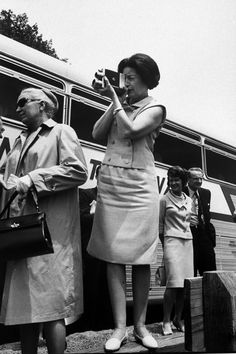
[{"left": 10, "top": 223, "right": 20, "bottom": 228}]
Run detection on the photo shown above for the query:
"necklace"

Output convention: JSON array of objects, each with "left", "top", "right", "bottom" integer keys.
[{"left": 170, "top": 190, "right": 185, "bottom": 200}]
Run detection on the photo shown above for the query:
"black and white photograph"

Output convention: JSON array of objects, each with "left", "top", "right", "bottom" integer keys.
[{"left": 0, "top": 1, "right": 236, "bottom": 353}]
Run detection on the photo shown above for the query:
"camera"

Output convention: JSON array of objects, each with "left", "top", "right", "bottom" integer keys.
[{"left": 94, "top": 69, "right": 126, "bottom": 96}]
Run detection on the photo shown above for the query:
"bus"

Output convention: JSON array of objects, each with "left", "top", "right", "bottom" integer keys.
[{"left": 1, "top": 34, "right": 236, "bottom": 304}]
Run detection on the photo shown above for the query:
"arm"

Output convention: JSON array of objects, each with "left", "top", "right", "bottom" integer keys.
[
  {"left": 116, "top": 105, "right": 164, "bottom": 140},
  {"left": 92, "top": 103, "right": 114, "bottom": 141},
  {"left": 103, "top": 78, "right": 164, "bottom": 140},
  {"left": 91, "top": 76, "right": 124, "bottom": 141}
]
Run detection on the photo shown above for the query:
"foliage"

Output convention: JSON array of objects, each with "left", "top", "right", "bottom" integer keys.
[{"left": 0, "top": 9, "right": 68, "bottom": 62}]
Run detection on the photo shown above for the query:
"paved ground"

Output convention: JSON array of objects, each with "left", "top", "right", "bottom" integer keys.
[{"left": 0, "top": 323, "right": 185, "bottom": 353}]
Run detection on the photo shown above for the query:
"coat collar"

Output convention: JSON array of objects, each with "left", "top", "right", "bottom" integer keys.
[{"left": 16, "top": 119, "right": 57, "bottom": 173}]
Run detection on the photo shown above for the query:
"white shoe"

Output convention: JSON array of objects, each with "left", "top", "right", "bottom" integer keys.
[
  {"left": 162, "top": 322, "right": 173, "bottom": 336},
  {"left": 104, "top": 331, "right": 128, "bottom": 352},
  {"left": 133, "top": 330, "right": 158, "bottom": 349}
]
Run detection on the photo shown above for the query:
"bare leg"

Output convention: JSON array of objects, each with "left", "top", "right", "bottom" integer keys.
[
  {"left": 20, "top": 323, "right": 40, "bottom": 354},
  {"left": 162, "top": 288, "right": 176, "bottom": 334},
  {"left": 132, "top": 265, "right": 150, "bottom": 337},
  {"left": 106, "top": 262, "right": 127, "bottom": 339},
  {"left": 132, "top": 265, "right": 158, "bottom": 349},
  {"left": 44, "top": 319, "right": 66, "bottom": 354},
  {"left": 173, "top": 288, "right": 185, "bottom": 332}
]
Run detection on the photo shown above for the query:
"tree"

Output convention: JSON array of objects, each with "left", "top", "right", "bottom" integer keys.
[{"left": 0, "top": 9, "right": 68, "bottom": 62}]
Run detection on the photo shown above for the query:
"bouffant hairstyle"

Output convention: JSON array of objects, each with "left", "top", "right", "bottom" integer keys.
[
  {"left": 117, "top": 53, "right": 160, "bottom": 89},
  {"left": 167, "top": 166, "right": 188, "bottom": 188}
]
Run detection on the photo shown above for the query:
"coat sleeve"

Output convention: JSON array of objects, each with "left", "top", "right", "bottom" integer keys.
[{"left": 28, "top": 125, "right": 88, "bottom": 195}]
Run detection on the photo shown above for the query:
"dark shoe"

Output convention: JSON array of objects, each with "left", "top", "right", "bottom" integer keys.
[
  {"left": 161, "top": 322, "right": 173, "bottom": 336},
  {"left": 104, "top": 330, "right": 128, "bottom": 352},
  {"left": 133, "top": 330, "right": 158, "bottom": 349},
  {"left": 173, "top": 318, "right": 185, "bottom": 332}
]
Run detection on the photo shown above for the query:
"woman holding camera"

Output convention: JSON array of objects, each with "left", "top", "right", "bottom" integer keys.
[{"left": 88, "top": 53, "right": 166, "bottom": 351}]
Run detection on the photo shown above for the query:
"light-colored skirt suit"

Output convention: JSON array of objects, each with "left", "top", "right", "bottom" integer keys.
[
  {"left": 159, "top": 191, "right": 194, "bottom": 288},
  {"left": 87, "top": 164, "right": 159, "bottom": 265},
  {"left": 164, "top": 236, "right": 193, "bottom": 287},
  {"left": 87, "top": 97, "right": 166, "bottom": 265}
]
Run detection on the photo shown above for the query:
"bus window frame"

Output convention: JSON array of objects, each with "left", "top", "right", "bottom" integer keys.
[
  {"left": 0, "top": 69, "right": 67, "bottom": 125},
  {"left": 154, "top": 128, "right": 204, "bottom": 170},
  {"left": 70, "top": 84, "right": 110, "bottom": 110},
  {"left": 0, "top": 55, "right": 66, "bottom": 91},
  {"left": 204, "top": 145, "right": 236, "bottom": 187},
  {"left": 68, "top": 92, "right": 108, "bottom": 145}
]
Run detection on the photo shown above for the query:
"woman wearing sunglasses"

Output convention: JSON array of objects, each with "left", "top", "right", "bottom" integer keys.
[
  {"left": 88, "top": 53, "right": 166, "bottom": 351},
  {"left": 0, "top": 88, "right": 88, "bottom": 354}
]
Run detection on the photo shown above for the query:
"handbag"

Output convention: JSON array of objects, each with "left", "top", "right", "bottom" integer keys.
[{"left": 0, "top": 190, "right": 54, "bottom": 260}]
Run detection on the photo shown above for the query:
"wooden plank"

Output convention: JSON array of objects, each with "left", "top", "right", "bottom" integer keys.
[
  {"left": 203, "top": 271, "right": 236, "bottom": 352},
  {"left": 190, "top": 306, "right": 203, "bottom": 317},
  {"left": 189, "top": 298, "right": 202, "bottom": 308},
  {"left": 184, "top": 277, "right": 205, "bottom": 352},
  {"left": 191, "top": 315, "right": 204, "bottom": 332}
]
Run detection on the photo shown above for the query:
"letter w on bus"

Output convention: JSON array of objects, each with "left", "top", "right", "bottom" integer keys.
[{"left": 157, "top": 176, "right": 167, "bottom": 194}]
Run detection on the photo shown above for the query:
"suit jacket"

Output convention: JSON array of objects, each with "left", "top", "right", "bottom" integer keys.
[{"left": 184, "top": 186, "right": 216, "bottom": 247}]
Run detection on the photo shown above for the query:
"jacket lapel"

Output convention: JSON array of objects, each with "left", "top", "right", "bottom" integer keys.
[
  {"left": 17, "top": 126, "right": 42, "bottom": 170},
  {"left": 17, "top": 119, "right": 57, "bottom": 171}
]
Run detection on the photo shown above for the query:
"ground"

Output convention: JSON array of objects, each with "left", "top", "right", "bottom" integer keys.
[{"left": 0, "top": 323, "right": 185, "bottom": 353}]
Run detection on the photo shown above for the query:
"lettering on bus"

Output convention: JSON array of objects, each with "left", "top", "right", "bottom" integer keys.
[
  {"left": 157, "top": 176, "right": 168, "bottom": 195},
  {"left": 89, "top": 159, "right": 101, "bottom": 180}
]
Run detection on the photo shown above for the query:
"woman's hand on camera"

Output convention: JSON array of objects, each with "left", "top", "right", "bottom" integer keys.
[{"left": 92, "top": 76, "right": 116, "bottom": 99}]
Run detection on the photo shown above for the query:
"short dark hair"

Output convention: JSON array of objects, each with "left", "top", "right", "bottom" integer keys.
[
  {"left": 118, "top": 53, "right": 160, "bottom": 89},
  {"left": 167, "top": 165, "right": 188, "bottom": 187}
]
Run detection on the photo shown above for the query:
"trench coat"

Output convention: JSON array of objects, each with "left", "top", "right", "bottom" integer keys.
[{"left": 0, "top": 119, "right": 88, "bottom": 325}]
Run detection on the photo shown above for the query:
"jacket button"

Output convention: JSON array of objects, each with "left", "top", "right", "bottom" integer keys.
[
  {"left": 108, "top": 158, "right": 111, "bottom": 162},
  {"left": 112, "top": 140, "right": 115, "bottom": 144}
]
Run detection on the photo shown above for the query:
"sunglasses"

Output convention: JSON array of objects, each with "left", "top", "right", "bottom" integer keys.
[{"left": 16, "top": 98, "right": 40, "bottom": 109}]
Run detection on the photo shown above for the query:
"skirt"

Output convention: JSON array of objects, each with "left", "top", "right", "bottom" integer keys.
[
  {"left": 164, "top": 236, "right": 194, "bottom": 288},
  {"left": 87, "top": 164, "right": 159, "bottom": 265}
]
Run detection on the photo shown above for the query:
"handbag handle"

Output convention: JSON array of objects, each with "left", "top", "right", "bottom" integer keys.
[
  {"left": 0, "top": 189, "right": 40, "bottom": 219},
  {"left": 0, "top": 191, "right": 18, "bottom": 219}
]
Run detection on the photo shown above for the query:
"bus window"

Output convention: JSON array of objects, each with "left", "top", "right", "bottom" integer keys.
[
  {"left": 205, "top": 149, "right": 236, "bottom": 185},
  {"left": 0, "top": 58, "right": 65, "bottom": 90},
  {"left": 154, "top": 132, "right": 202, "bottom": 169},
  {"left": 72, "top": 86, "right": 110, "bottom": 107},
  {"left": 70, "top": 99, "right": 106, "bottom": 144},
  {"left": 0, "top": 73, "right": 63, "bottom": 123}
]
